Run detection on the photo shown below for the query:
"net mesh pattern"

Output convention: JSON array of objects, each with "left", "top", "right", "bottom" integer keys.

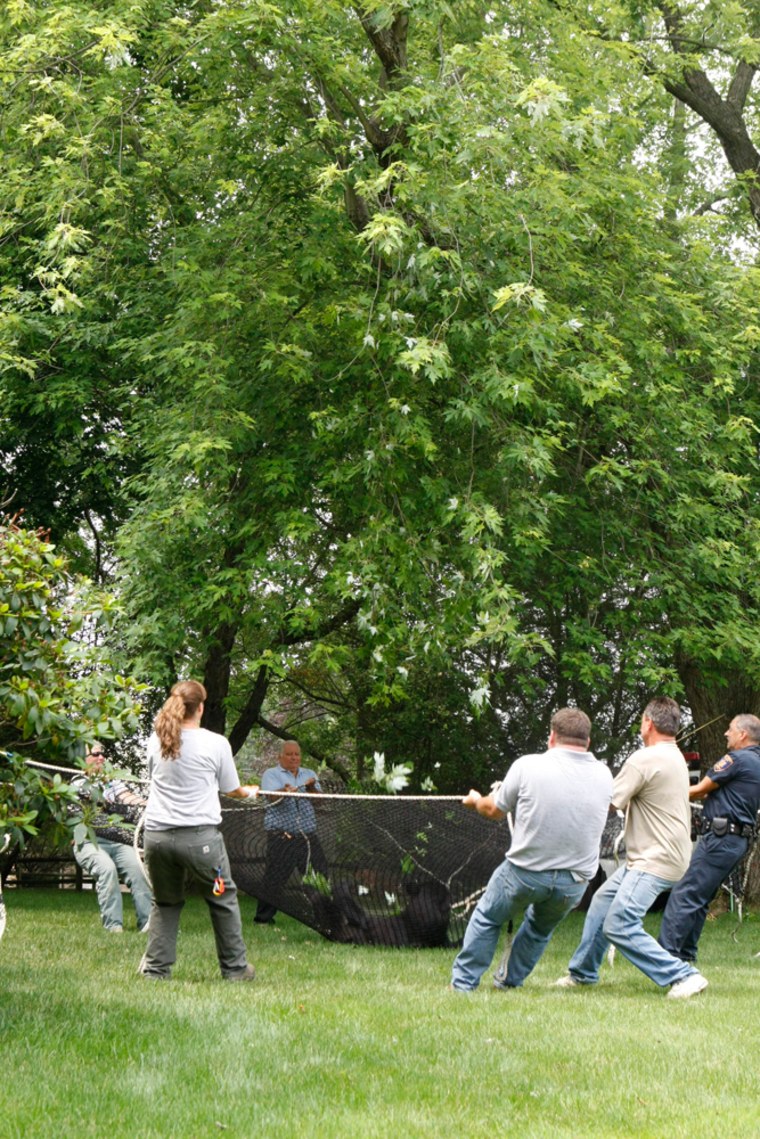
[
  {"left": 599, "top": 813, "right": 625, "bottom": 861},
  {"left": 222, "top": 790, "right": 512, "bottom": 948}
]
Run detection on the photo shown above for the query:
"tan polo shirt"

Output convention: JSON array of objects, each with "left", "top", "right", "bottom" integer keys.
[{"left": 612, "top": 740, "right": 691, "bottom": 881}]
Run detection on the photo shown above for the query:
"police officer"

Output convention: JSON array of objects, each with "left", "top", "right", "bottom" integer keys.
[{"left": 659, "top": 714, "right": 760, "bottom": 964}]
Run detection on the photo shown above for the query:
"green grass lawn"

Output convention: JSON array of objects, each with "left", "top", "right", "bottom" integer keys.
[{"left": 2, "top": 888, "right": 760, "bottom": 1139}]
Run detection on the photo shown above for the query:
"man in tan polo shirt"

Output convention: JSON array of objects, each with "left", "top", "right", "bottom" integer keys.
[{"left": 553, "top": 696, "right": 708, "bottom": 999}]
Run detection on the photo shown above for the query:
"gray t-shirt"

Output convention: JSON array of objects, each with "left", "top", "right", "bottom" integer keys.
[
  {"left": 144, "top": 728, "right": 240, "bottom": 829},
  {"left": 493, "top": 747, "right": 613, "bottom": 880}
]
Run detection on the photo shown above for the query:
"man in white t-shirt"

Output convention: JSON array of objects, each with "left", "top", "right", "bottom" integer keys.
[
  {"left": 450, "top": 708, "right": 612, "bottom": 992},
  {"left": 554, "top": 696, "right": 708, "bottom": 999}
]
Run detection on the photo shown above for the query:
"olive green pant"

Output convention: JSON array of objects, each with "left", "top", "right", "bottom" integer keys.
[{"left": 141, "top": 825, "right": 250, "bottom": 979}]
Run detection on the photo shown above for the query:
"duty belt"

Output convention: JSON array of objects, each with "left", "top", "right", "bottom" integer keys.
[{"left": 701, "top": 818, "right": 754, "bottom": 839}]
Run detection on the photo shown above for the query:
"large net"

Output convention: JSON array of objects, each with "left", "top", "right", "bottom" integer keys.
[{"left": 222, "top": 788, "right": 513, "bottom": 948}]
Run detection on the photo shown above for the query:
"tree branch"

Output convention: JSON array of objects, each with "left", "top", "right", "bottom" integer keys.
[
  {"left": 652, "top": 5, "right": 760, "bottom": 225},
  {"left": 353, "top": 4, "right": 409, "bottom": 89},
  {"left": 228, "top": 665, "right": 270, "bottom": 756},
  {"left": 726, "top": 60, "right": 757, "bottom": 112}
]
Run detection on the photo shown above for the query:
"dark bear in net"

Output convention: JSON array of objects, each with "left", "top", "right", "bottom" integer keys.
[
  {"left": 310, "top": 878, "right": 452, "bottom": 948},
  {"left": 222, "top": 793, "right": 511, "bottom": 946}
]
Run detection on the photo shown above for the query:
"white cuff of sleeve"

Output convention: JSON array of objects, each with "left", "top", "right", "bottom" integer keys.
[{"left": 246, "top": 787, "right": 258, "bottom": 799}]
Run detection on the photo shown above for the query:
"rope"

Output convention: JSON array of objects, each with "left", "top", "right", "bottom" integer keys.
[
  {"left": 676, "top": 713, "right": 726, "bottom": 745},
  {"left": 21, "top": 758, "right": 82, "bottom": 776},
  {"left": 493, "top": 811, "right": 515, "bottom": 986},
  {"left": 21, "top": 760, "right": 466, "bottom": 803},
  {"left": 235, "top": 790, "right": 466, "bottom": 803}
]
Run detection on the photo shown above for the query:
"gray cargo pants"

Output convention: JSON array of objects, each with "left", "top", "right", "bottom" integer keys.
[{"left": 141, "top": 825, "right": 249, "bottom": 979}]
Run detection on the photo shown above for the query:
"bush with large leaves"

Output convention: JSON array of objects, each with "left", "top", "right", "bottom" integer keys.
[{"left": 0, "top": 519, "right": 142, "bottom": 846}]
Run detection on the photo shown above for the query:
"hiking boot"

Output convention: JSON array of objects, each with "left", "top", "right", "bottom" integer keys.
[
  {"left": 224, "top": 963, "right": 256, "bottom": 983},
  {"left": 137, "top": 952, "right": 169, "bottom": 980}
]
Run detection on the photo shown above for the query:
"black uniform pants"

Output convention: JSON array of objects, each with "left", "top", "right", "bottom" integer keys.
[{"left": 658, "top": 832, "right": 749, "bottom": 962}]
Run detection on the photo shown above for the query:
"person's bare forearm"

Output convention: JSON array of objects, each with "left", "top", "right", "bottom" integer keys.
[
  {"left": 225, "top": 785, "right": 259, "bottom": 800},
  {"left": 689, "top": 776, "right": 719, "bottom": 801},
  {"left": 462, "top": 789, "right": 505, "bottom": 820}
]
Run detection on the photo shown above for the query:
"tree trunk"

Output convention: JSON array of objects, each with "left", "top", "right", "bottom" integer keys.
[
  {"left": 677, "top": 657, "right": 760, "bottom": 770},
  {"left": 228, "top": 665, "right": 271, "bottom": 756},
  {"left": 201, "top": 619, "right": 239, "bottom": 734}
]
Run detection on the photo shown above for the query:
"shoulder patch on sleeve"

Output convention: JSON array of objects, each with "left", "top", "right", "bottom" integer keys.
[{"left": 712, "top": 754, "right": 734, "bottom": 773}]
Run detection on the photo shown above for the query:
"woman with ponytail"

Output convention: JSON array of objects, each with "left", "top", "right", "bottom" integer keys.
[{"left": 139, "top": 680, "right": 259, "bottom": 981}]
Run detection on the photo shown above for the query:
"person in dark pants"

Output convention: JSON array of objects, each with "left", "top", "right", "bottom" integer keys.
[
  {"left": 658, "top": 714, "right": 760, "bottom": 965},
  {"left": 139, "top": 680, "right": 259, "bottom": 981},
  {"left": 254, "top": 740, "right": 328, "bottom": 925}
]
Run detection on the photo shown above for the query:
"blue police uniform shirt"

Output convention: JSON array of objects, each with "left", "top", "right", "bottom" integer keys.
[
  {"left": 261, "top": 763, "right": 322, "bottom": 833},
  {"left": 703, "top": 744, "right": 760, "bottom": 828}
]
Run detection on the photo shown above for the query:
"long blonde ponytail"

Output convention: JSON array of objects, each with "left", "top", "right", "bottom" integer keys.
[{"left": 154, "top": 680, "right": 206, "bottom": 759}]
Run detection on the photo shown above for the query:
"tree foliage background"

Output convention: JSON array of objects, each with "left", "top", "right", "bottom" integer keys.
[
  {"left": 1, "top": 0, "right": 759, "bottom": 791},
  {"left": 0, "top": 517, "right": 142, "bottom": 843}
]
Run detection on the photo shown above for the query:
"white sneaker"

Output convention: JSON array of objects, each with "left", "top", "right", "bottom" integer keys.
[
  {"left": 667, "top": 972, "right": 708, "bottom": 1000},
  {"left": 552, "top": 974, "right": 581, "bottom": 988}
]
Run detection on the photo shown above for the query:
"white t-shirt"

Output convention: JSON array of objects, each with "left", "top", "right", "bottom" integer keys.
[
  {"left": 612, "top": 740, "right": 691, "bottom": 880},
  {"left": 144, "top": 728, "right": 240, "bottom": 829},
  {"left": 494, "top": 747, "right": 613, "bottom": 880}
]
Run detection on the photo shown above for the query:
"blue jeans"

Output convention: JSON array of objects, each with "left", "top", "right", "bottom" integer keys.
[
  {"left": 567, "top": 863, "right": 696, "bottom": 987},
  {"left": 451, "top": 859, "right": 588, "bottom": 991},
  {"left": 659, "top": 833, "right": 748, "bottom": 963},
  {"left": 74, "top": 838, "right": 153, "bottom": 931}
]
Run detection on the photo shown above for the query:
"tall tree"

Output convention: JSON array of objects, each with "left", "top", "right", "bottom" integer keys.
[{"left": 1, "top": 1, "right": 759, "bottom": 777}]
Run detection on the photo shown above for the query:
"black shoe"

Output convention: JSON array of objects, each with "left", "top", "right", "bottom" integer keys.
[{"left": 254, "top": 917, "right": 276, "bottom": 925}]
